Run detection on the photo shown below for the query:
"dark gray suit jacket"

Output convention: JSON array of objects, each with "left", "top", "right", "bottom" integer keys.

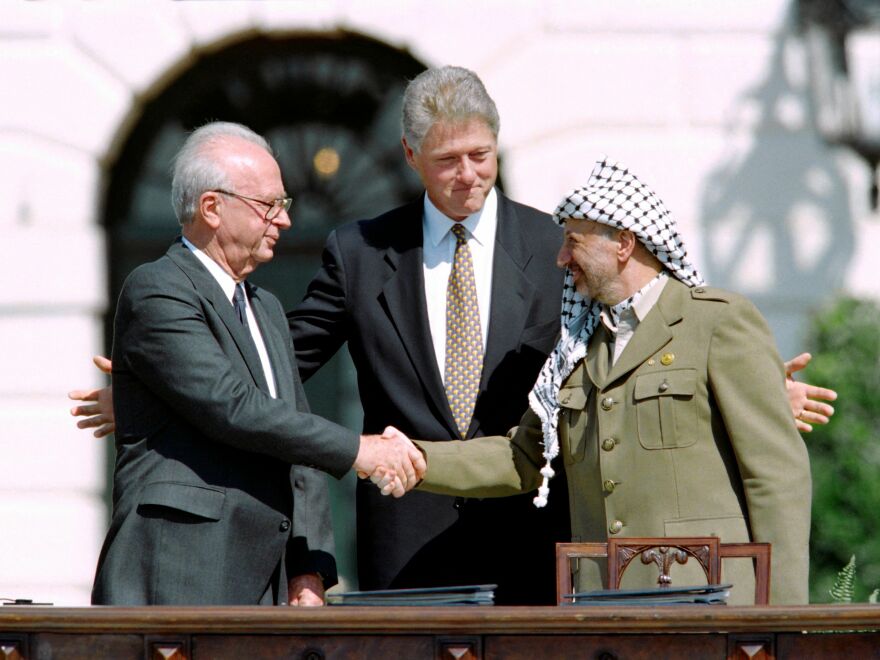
[
  {"left": 92, "top": 240, "right": 359, "bottom": 605},
  {"left": 289, "top": 192, "right": 570, "bottom": 605}
]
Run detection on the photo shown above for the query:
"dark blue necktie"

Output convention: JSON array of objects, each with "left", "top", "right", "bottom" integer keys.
[{"left": 233, "top": 282, "right": 250, "bottom": 329}]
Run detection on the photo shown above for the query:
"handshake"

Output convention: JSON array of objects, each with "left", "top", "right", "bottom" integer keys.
[{"left": 353, "top": 427, "right": 424, "bottom": 498}]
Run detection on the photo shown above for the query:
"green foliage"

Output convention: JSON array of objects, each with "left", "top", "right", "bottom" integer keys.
[
  {"left": 829, "top": 555, "right": 856, "bottom": 603},
  {"left": 806, "top": 297, "right": 880, "bottom": 603}
]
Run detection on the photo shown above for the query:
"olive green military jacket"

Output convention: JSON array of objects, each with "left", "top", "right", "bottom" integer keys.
[{"left": 417, "top": 278, "right": 811, "bottom": 604}]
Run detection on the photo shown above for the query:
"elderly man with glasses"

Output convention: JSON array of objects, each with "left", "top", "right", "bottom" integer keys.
[{"left": 90, "top": 121, "right": 424, "bottom": 606}]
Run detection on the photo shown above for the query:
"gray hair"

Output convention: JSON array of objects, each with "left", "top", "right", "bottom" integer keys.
[
  {"left": 170, "top": 121, "right": 274, "bottom": 225},
  {"left": 591, "top": 222, "right": 622, "bottom": 240},
  {"left": 401, "top": 66, "right": 500, "bottom": 152}
]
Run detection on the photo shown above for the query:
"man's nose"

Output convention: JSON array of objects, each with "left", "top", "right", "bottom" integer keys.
[
  {"left": 556, "top": 244, "right": 570, "bottom": 269},
  {"left": 274, "top": 208, "right": 292, "bottom": 230},
  {"left": 456, "top": 158, "right": 476, "bottom": 183}
]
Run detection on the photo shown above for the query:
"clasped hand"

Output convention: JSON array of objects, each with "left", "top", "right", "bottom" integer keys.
[{"left": 354, "top": 426, "right": 425, "bottom": 498}]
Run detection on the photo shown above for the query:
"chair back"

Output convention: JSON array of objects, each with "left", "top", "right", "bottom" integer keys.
[{"left": 556, "top": 537, "right": 770, "bottom": 605}]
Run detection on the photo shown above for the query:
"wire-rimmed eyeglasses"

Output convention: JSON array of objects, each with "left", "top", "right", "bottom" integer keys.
[{"left": 211, "top": 189, "right": 292, "bottom": 221}]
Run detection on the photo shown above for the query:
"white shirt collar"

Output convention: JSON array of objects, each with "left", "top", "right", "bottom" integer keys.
[
  {"left": 600, "top": 272, "right": 669, "bottom": 333},
  {"left": 423, "top": 187, "right": 498, "bottom": 246},
  {"left": 181, "top": 235, "right": 238, "bottom": 303},
  {"left": 631, "top": 272, "right": 669, "bottom": 322}
]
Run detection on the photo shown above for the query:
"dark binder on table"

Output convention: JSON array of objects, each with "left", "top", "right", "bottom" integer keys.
[
  {"left": 327, "top": 584, "right": 496, "bottom": 606},
  {"left": 563, "top": 583, "right": 731, "bottom": 606}
]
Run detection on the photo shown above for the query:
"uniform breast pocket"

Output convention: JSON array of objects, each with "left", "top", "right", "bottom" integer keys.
[
  {"left": 558, "top": 384, "right": 589, "bottom": 464},
  {"left": 634, "top": 369, "right": 697, "bottom": 449}
]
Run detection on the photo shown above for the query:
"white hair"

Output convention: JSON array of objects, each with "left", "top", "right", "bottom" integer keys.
[{"left": 170, "top": 122, "right": 273, "bottom": 225}]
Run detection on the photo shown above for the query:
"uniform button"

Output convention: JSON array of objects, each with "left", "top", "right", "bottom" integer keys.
[
  {"left": 609, "top": 520, "right": 623, "bottom": 534},
  {"left": 561, "top": 393, "right": 571, "bottom": 404},
  {"left": 695, "top": 287, "right": 705, "bottom": 294},
  {"left": 601, "top": 397, "right": 614, "bottom": 411},
  {"left": 658, "top": 380, "right": 669, "bottom": 393},
  {"left": 601, "top": 438, "right": 616, "bottom": 452},
  {"left": 279, "top": 519, "right": 291, "bottom": 532},
  {"left": 603, "top": 479, "right": 616, "bottom": 493}
]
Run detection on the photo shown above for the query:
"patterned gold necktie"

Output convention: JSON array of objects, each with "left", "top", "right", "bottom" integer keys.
[{"left": 445, "top": 223, "right": 483, "bottom": 439}]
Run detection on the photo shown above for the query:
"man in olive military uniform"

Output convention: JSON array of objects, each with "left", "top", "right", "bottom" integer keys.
[{"left": 399, "top": 157, "right": 812, "bottom": 605}]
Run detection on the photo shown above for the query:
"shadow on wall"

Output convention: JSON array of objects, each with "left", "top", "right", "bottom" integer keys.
[{"left": 699, "top": 19, "right": 854, "bottom": 336}]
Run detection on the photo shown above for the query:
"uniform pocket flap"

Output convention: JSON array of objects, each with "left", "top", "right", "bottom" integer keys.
[
  {"left": 557, "top": 385, "right": 588, "bottom": 409},
  {"left": 634, "top": 369, "right": 697, "bottom": 400},
  {"left": 140, "top": 481, "right": 225, "bottom": 521},
  {"left": 664, "top": 514, "right": 749, "bottom": 540}
]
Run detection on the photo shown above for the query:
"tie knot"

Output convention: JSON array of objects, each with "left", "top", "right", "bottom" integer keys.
[
  {"left": 233, "top": 282, "right": 247, "bottom": 305},
  {"left": 233, "top": 282, "right": 249, "bottom": 327},
  {"left": 450, "top": 223, "right": 468, "bottom": 243}
]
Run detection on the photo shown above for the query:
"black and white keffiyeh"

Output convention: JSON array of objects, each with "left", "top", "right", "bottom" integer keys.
[{"left": 528, "top": 156, "right": 704, "bottom": 507}]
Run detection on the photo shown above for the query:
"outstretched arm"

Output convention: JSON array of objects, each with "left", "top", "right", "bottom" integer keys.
[
  {"left": 784, "top": 353, "right": 837, "bottom": 432},
  {"left": 371, "top": 410, "right": 546, "bottom": 499},
  {"left": 288, "top": 230, "right": 350, "bottom": 382},
  {"left": 68, "top": 355, "right": 115, "bottom": 438}
]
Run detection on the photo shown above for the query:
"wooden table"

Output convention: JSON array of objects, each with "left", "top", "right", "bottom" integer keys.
[{"left": 2, "top": 604, "right": 880, "bottom": 659}]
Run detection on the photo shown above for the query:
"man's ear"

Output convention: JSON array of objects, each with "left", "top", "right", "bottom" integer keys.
[
  {"left": 402, "top": 137, "right": 417, "bottom": 170},
  {"left": 199, "top": 191, "right": 222, "bottom": 229},
  {"left": 616, "top": 229, "right": 637, "bottom": 261}
]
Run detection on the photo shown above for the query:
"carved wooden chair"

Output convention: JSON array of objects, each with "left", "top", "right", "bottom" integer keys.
[{"left": 556, "top": 537, "right": 771, "bottom": 605}]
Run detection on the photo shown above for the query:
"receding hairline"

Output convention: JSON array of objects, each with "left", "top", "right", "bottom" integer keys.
[
  {"left": 197, "top": 133, "right": 272, "bottom": 162},
  {"left": 199, "top": 135, "right": 280, "bottom": 183}
]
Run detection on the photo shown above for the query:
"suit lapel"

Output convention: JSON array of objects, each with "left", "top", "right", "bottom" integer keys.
[
  {"left": 377, "top": 202, "right": 459, "bottom": 436},
  {"left": 167, "top": 240, "right": 269, "bottom": 393},
  {"left": 471, "top": 194, "right": 539, "bottom": 435},
  {"left": 378, "top": 193, "right": 544, "bottom": 439},
  {"left": 249, "top": 285, "right": 294, "bottom": 401},
  {"left": 605, "top": 279, "right": 684, "bottom": 384}
]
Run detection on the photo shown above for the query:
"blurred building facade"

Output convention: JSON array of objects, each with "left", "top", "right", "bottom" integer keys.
[{"left": 1, "top": 0, "right": 877, "bottom": 604}]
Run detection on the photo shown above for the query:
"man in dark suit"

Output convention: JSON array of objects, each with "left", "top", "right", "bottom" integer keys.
[
  {"left": 289, "top": 66, "right": 568, "bottom": 605},
  {"left": 92, "top": 122, "right": 423, "bottom": 605}
]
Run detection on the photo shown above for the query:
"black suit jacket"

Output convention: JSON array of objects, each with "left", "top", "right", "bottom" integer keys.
[
  {"left": 92, "top": 240, "right": 358, "bottom": 605},
  {"left": 289, "top": 193, "right": 570, "bottom": 604}
]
